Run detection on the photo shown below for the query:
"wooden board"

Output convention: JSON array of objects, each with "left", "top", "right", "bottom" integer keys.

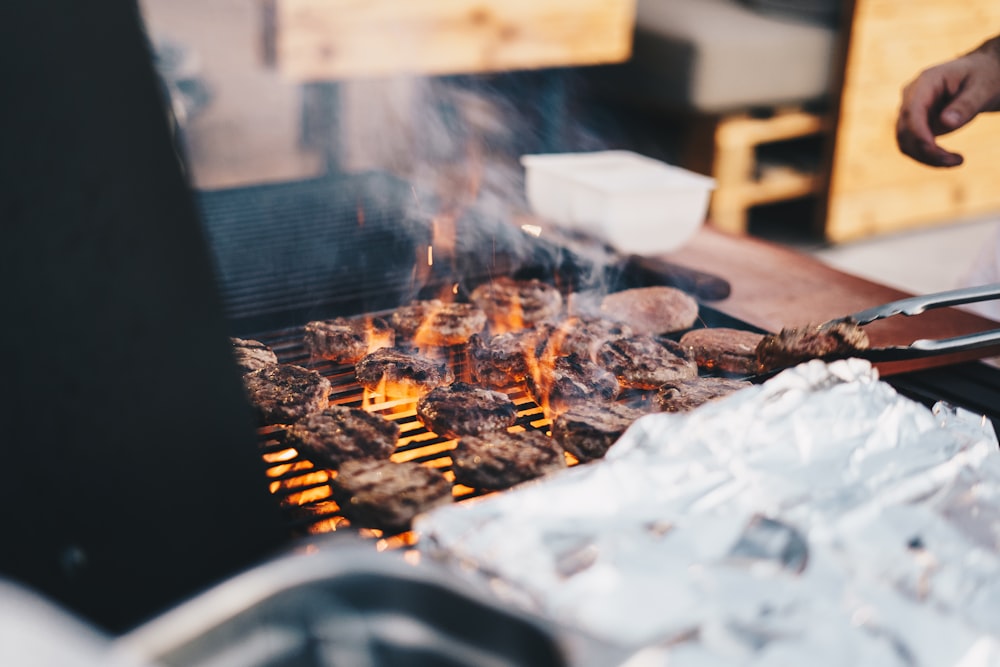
[
  {"left": 825, "top": 0, "right": 1000, "bottom": 242},
  {"left": 262, "top": 0, "right": 636, "bottom": 81}
]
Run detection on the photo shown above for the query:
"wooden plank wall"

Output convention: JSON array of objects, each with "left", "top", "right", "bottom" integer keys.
[
  {"left": 262, "top": 0, "right": 636, "bottom": 80},
  {"left": 826, "top": 0, "right": 1000, "bottom": 242}
]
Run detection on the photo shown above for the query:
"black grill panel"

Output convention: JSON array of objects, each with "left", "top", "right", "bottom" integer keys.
[
  {"left": 198, "top": 174, "right": 432, "bottom": 333},
  {"left": 887, "top": 362, "right": 1000, "bottom": 436}
]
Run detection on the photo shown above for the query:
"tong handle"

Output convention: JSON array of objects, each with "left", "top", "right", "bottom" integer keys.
[
  {"left": 910, "top": 328, "right": 1000, "bottom": 354},
  {"left": 863, "top": 328, "right": 1000, "bottom": 361},
  {"left": 847, "top": 282, "right": 1000, "bottom": 326}
]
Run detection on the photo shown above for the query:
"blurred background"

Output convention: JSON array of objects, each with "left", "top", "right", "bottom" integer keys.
[{"left": 140, "top": 0, "right": 1000, "bottom": 298}]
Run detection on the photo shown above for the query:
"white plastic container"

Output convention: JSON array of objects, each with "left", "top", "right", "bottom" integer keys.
[{"left": 520, "top": 150, "right": 716, "bottom": 254}]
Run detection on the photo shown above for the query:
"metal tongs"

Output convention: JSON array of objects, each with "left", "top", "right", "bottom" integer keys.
[{"left": 822, "top": 282, "right": 1000, "bottom": 362}]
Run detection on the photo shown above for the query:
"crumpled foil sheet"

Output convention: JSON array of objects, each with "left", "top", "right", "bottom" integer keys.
[{"left": 416, "top": 359, "right": 1000, "bottom": 666}]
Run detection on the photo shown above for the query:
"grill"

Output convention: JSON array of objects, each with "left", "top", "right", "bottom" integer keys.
[
  {"left": 200, "top": 175, "right": 777, "bottom": 540},
  {"left": 197, "top": 175, "right": 1000, "bottom": 544},
  {"left": 205, "top": 181, "right": 998, "bottom": 540}
]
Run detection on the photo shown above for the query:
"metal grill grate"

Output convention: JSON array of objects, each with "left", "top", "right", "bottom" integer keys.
[
  {"left": 253, "top": 323, "right": 561, "bottom": 543},
  {"left": 245, "top": 302, "right": 779, "bottom": 543}
]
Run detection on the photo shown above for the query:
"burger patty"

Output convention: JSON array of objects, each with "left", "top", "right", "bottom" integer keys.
[
  {"left": 390, "top": 300, "right": 487, "bottom": 347},
  {"left": 304, "top": 316, "right": 393, "bottom": 364},
  {"left": 468, "top": 329, "right": 540, "bottom": 388},
  {"left": 354, "top": 347, "right": 454, "bottom": 395},
  {"left": 416, "top": 381, "right": 518, "bottom": 439},
  {"left": 551, "top": 402, "right": 646, "bottom": 462},
  {"left": 678, "top": 327, "right": 765, "bottom": 375},
  {"left": 540, "top": 316, "right": 634, "bottom": 361},
  {"left": 231, "top": 337, "right": 278, "bottom": 374},
  {"left": 243, "top": 364, "right": 332, "bottom": 425},
  {"left": 469, "top": 277, "right": 563, "bottom": 330},
  {"left": 285, "top": 405, "right": 400, "bottom": 469},
  {"left": 527, "top": 353, "right": 620, "bottom": 412},
  {"left": 330, "top": 459, "right": 453, "bottom": 534},
  {"left": 595, "top": 334, "right": 699, "bottom": 390},
  {"left": 755, "top": 321, "right": 870, "bottom": 373},
  {"left": 655, "top": 376, "right": 753, "bottom": 412},
  {"left": 451, "top": 430, "right": 567, "bottom": 491},
  {"left": 598, "top": 286, "right": 699, "bottom": 335}
]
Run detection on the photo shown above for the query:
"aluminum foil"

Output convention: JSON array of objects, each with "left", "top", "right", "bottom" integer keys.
[{"left": 416, "top": 359, "right": 1000, "bottom": 666}]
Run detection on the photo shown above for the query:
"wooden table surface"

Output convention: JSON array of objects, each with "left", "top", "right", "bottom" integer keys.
[{"left": 661, "top": 227, "right": 1000, "bottom": 376}]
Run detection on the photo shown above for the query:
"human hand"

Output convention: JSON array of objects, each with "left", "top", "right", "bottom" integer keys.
[{"left": 896, "top": 43, "right": 1000, "bottom": 167}]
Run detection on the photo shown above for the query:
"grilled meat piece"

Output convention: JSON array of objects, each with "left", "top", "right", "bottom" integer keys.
[
  {"left": 755, "top": 321, "right": 871, "bottom": 373},
  {"left": 355, "top": 347, "right": 454, "bottom": 396},
  {"left": 285, "top": 405, "right": 400, "bottom": 469},
  {"left": 330, "top": 459, "right": 453, "bottom": 534},
  {"left": 469, "top": 277, "right": 563, "bottom": 331},
  {"left": 231, "top": 337, "right": 278, "bottom": 374},
  {"left": 551, "top": 402, "right": 646, "bottom": 462},
  {"left": 679, "top": 327, "right": 765, "bottom": 375},
  {"left": 540, "top": 316, "right": 634, "bottom": 362},
  {"left": 451, "top": 430, "right": 567, "bottom": 491},
  {"left": 598, "top": 286, "right": 699, "bottom": 335},
  {"left": 416, "top": 382, "right": 518, "bottom": 439},
  {"left": 527, "top": 353, "right": 620, "bottom": 412},
  {"left": 595, "top": 334, "right": 698, "bottom": 390},
  {"left": 389, "top": 299, "right": 487, "bottom": 347},
  {"left": 389, "top": 299, "right": 441, "bottom": 341},
  {"left": 655, "top": 376, "right": 753, "bottom": 412},
  {"left": 468, "top": 329, "right": 541, "bottom": 388},
  {"left": 244, "top": 364, "right": 332, "bottom": 425},
  {"left": 304, "top": 316, "right": 394, "bottom": 365}
]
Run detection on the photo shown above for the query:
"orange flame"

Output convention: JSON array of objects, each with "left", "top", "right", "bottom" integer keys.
[
  {"left": 362, "top": 315, "right": 394, "bottom": 354},
  {"left": 361, "top": 377, "right": 425, "bottom": 413}
]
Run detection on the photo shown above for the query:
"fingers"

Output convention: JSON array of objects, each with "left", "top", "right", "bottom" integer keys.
[
  {"left": 938, "top": 58, "right": 1000, "bottom": 131},
  {"left": 895, "top": 50, "right": 1000, "bottom": 167},
  {"left": 895, "top": 135, "right": 963, "bottom": 167},
  {"left": 896, "top": 112, "right": 964, "bottom": 167},
  {"left": 895, "top": 65, "right": 967, "bottom": 167}
]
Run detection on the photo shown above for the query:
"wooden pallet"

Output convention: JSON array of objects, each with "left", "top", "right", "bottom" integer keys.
[{"left": 684, "top": 107, "right": 831, "bottom": 235}]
